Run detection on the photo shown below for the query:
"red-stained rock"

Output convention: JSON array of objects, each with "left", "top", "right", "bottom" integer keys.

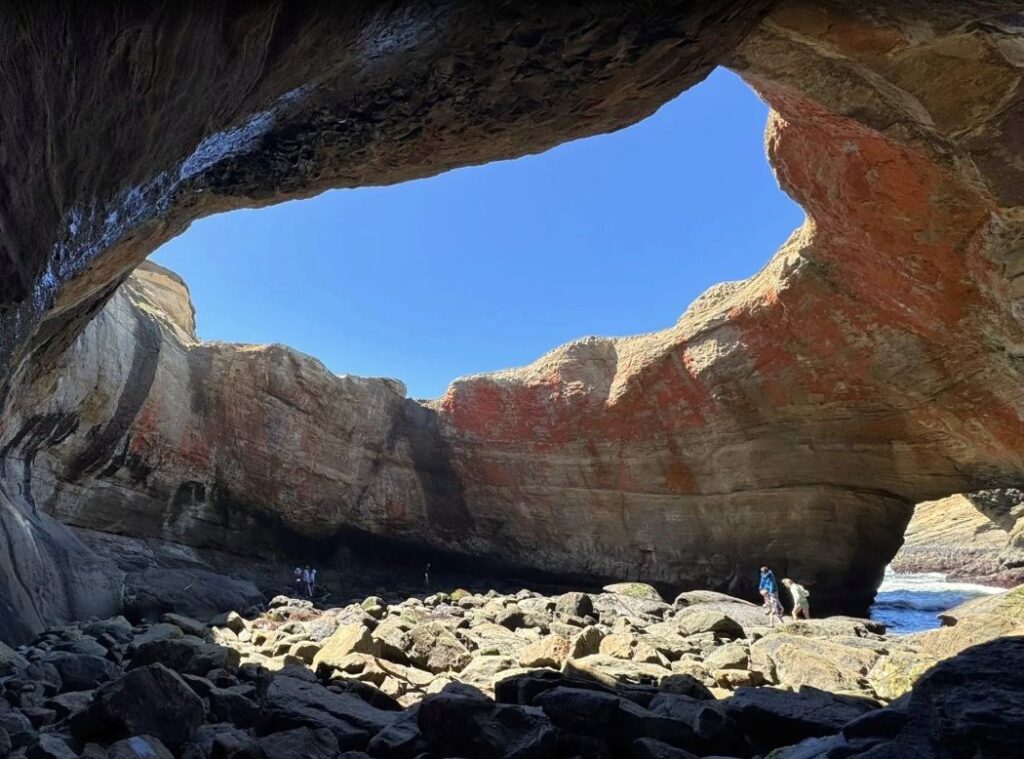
[{"left": 1, "top": 2, "right": 1024, "bottom": 639}]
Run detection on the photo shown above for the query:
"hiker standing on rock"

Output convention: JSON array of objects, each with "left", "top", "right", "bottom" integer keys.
[
  {"left": 293, "top": 566, "right": 303, "bottom": 596},
  {"left": 309, "top": 567, "right": 318, "bottom": 598},
  {"left": 302, "top": 566, "right": 312, "bottom": 598},
  {"left": 782, "top": 578, "right": 811, "bottom": 620},
  {"left": 759, "top": 565, "right": 784, "bottom": 626}
]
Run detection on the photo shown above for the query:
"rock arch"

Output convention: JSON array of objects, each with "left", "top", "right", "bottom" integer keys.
[{"left": 1, "top": 1, "right": 1023, "bottom": 640}]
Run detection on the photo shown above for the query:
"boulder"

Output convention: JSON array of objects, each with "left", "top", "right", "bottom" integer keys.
[
  {"left": 236, "top": 727, "right": 340, "bottom": 759},
  {"left": 459, "top": 656, "right": 520, "bottom": 693},
  {"left": 123, "top": 568, "right": 262, "bottom": 625},
  {"left": 130, "top": 637, "right": 239, "bottom": 676},
  {"left": 518, "top": 635, "right": 570, "bottom": 669},
  {"left": 0, "top": 642, "right": 30, "bottom": 676},
  {"left": 25, "top": 735, "right": 77, "bottom": 759},
  {"left": 366, "top": 705, "right": 427, "bottom": 757},
  {"left": 83, "top": 617, "right": 134, "bottom": 645},
  {"left": 599, "top": 633, "right": 638, "bottom": 660},
  {"left": 45, "top": 652, "right": 121, "bottom": 693},
  {"left": 563, "top": 655, "right": 671, "bottom": 689},
  {"left": 79, "top": 663, "right": 207, "bottom": 749},
  {"left": 648, "top": 693, "right": 747, "bottom": 756},
  {"left": 724, "top": 686, "right": 877, "bottom": 753},
  {"left": 406, "top": 622, "right": 472, "bottom": 674},
  {"left": 259, "top": 674, "right": 397, "bottom": 749},
  {"left": 630, "top": 738, "right": 699, "bottom": 759},
  {"left": 536, "top": 686, "right": 696, "bottom": 752},
  {"left": 673, "top": 610, "right": 745, "bottom": 639},
  {"left": 768, "top": 617, "right": 885, "bottom": 640},
  {"left": 161, "top": 613, "right": 209, "bottom": 639},
  {"left": 703, "top": 643, "right": 748, "bottom": 671},
  {"left": 555, "top": 592, "right": 594, "bottom": 618},
  {"left": 458, "top": 622, "right": 527, "bottom": 659},
  {"left": 568, "top": 626, "right": 604, "bottom": 660},
  {"left": 107, "top": 736, "right": 174, "bottom": 759},
  {"left": 603, "top": 584, "right": 664, "bottom": 602},
  {"left": 312, "top": 623, "right": 381, "bottom": 675},
  {"left": 750, "top": 634, "right": 882, "bottom": 695},
  {"left": 418, "top": 685, "right": 559, "bottom": 759},
  {"left": 495, "top": 607, "right": 551, "bottom": 633}
]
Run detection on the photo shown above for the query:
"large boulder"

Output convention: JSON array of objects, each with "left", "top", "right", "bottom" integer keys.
[
  {"left": 259, "top": 674, "right": 397, "bottom": 749},
  {"left": 724, "top": 686, "right": 877, "bottom": 754},
  {"left": 235, "top": 726, "right": 340, "bottom": 759},
  {"left": 750, "top": 634, "right": 883, "bottom": 695},
  {"left": 77, "top": 663, "right": 207, "bottom": 750},
  {"left": 107, "top": 736, "right": 174, "bottom": 759},
  {"left": 123, "top": 568, "right": 263, "bottom": 625},
  {"left": 535, "top": 686, "right": 696, "bottom": 753},
  {"left": 775, "top": 637, "right": 1024, "bottom": 758},
  {"left": 129, "top": 637, "right": 239, "bottom": 676},
  {"left": 418, "top": 685, "right": 559, "bottom": 759},
  {"left": 563, "top": 655, "right": 672, "bottom": 689},
  {"left": 673, "top": 609, "right": 745, "bottom": 639},
  {"left": 406, "top": 622, "right": 472, "bottom": 674},
  {"left": 45, "top": 652, "right": 122, "bottom": 692},
  {"left": 312, "top": 623, "right": 381, "bottom": 675}
]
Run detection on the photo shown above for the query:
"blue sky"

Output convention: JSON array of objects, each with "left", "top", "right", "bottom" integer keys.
[{"left": 152, "top": 68, "right": 803, "bottom": 399}]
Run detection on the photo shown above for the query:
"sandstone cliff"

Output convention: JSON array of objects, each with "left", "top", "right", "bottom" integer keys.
[
  {"left": 2, "top": 2, "right": 1024, "bottom": 639},
  {"left": 889, "top": 494, "right": 1024, "bottom": 585}
]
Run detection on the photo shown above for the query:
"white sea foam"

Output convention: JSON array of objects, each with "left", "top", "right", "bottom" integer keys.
[
  {"left": 877, "top": 569, "right": 1003, "bottom": 597},
  {"left": 871, "top": 568, "right": 1003, "bottom": 634}
]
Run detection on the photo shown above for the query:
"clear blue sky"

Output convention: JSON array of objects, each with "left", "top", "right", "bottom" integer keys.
[{"left": 152, "top": 68, "right": 803, "bottom": 399}]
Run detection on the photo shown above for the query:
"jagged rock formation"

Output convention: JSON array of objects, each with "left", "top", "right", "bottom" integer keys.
[
  {"left": 2, "top": 2, "right": 1024, "bottom": 639},
  {"left": 965, "top": 488, "right": 1024, "bottom": 568},
  {"left": 0, "top": 0, "right": 772, "bottom": 643},
  {"left": 891, "top": 493, "right": 1024, "bottom": 585}
]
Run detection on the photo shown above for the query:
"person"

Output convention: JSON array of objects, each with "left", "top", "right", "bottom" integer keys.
[
  {"left": 293, "top": 566, "right": 303, "bottom": 596},
  {"left": 758, "top": 566, "right": 784, "bottom": 626},
  {"left": 424, "top": 562, "right": 431, "bottom": 589},
  {"left": 782, "top": 578, "right": 810, "bottom": 620},
  {"left": 302, "top": 566, "right": 312, "bottom": 598},
  {"left": 309, "top": 567, "right": 318, "bottom": 598}
]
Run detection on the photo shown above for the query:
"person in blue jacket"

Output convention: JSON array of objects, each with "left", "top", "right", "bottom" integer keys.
[{"left": 758, "top": 565, "right": 784, "bottom": 625}]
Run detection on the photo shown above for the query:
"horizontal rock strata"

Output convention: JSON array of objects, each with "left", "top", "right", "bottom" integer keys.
[
  {"left": 2, "top": 1, "right": 1024, "bottom": 639},
  {"left": 890, "top": 494, "right": 1024, "bottom": 586}
]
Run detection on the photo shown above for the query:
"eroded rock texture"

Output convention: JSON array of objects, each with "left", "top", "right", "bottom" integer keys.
[
  {"left": 1, "top": 1, "right": 1024, "bottom": 639},
  {"left": 0, "top": 1, "right": 771, "bottom": 642}
]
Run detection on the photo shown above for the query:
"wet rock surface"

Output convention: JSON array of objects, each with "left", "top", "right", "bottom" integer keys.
[{"left": 0, "top": 582, "right": 1019, "bottom": 757}]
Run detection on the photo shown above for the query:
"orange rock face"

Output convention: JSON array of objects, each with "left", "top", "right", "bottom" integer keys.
[{"left": 1, "top": 2, "right": 1023, "bottom": 640}]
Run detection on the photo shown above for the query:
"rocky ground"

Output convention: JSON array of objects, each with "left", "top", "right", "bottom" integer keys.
[{"left": 1, "top": 582, "right": 1021, "bottom": 758}]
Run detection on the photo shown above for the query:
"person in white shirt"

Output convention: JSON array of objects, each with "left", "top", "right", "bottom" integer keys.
[{"left": 782, "top": 578, "right": 810, "bottom": 620}]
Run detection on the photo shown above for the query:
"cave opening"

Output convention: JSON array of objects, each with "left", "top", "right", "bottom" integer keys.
[{"left": 149, "top": 68, "right": 803, "bottom": 400}]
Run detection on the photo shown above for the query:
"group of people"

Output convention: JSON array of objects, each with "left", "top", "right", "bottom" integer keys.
[
  {"left": 758, "top": 566, "right": 809, "bottom": 626},
  {"left": 293, "top": 565, "right": 318, "bottom": 598}
]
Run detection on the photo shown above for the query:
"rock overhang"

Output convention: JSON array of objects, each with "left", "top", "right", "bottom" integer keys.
[{"left": 1, "top": 1, "right": 1024, "bottom": 639}]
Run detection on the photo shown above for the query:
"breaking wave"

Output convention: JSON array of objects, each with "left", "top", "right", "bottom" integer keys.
[{"left": 870, "top": 569, "right": 1001, "bottom": 634}]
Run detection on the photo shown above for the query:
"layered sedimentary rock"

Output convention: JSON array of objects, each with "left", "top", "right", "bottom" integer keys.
[
  {"left": 0, "top": 1, "right": 771, "bottom": 642},
  {"left": 889, "top": 495, "right": 1018, "bottom": 584},
  {"left": 436, "top": 4, "right": 1024, "bottom": 610},
  {"left": 2, "top": 2, "right": 1024, "bottom": 639}
]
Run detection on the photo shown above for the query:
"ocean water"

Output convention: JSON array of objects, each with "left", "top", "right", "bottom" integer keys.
[{"left": 870, "top": 570, "right": 1003, "bottom": 635}]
